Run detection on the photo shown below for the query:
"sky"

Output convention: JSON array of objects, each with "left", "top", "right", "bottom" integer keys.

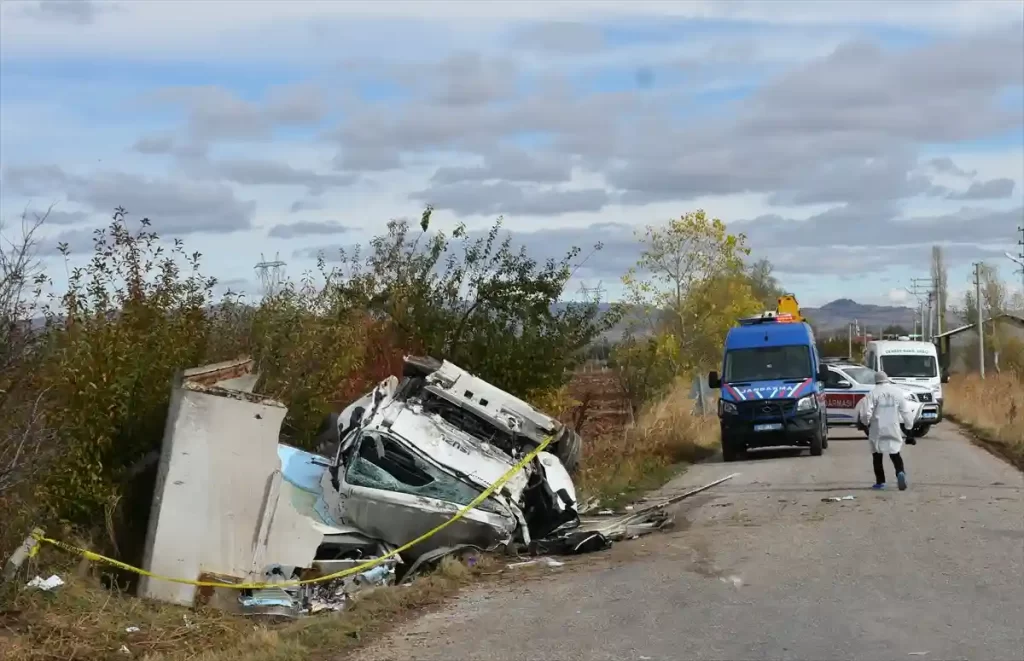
[{"left": 1, "top": 0, "right": 1023, "bottom": 308}]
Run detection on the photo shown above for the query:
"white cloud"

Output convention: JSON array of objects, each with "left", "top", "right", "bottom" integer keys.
[
  {"left": 887, "top": 288, "right": 911, "bottom": 304},
  {"left": 2, "top": 2, "right": 1023, "bottom": 309}
]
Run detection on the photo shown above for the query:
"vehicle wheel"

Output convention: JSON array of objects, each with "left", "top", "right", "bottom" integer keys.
[
  {"left": 809, "top": 429, "right": 824, "bottom": 456},
  {"left": 552, "top": 428, "right": 582, "bottom": 474},
  {"left": 820, "top": 418, "right": 829, "bottom": 449},
  {"left": 915, "top": 424, "right": 931, "bottom": 438},
  {"left": 721, "top": 434, "right": 745, "bottom": 462}
]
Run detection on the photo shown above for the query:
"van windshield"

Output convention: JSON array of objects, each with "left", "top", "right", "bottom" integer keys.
[
  {"left": 881, "top": 355, "right": 937, "bottom": 378},
  {"left": 724, "top": 345, "right": 812, "bottom": 382}
]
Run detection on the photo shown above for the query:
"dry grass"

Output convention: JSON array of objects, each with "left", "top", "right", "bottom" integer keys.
[
  {"left": 944, "top": 373, "right": 1024, "bottom": 470},
  {"left": 0, "top": 553, "right": 491, "bottom": 661},
  {"left": 576, "top": 378, "right": 720, "bottom": 505}
]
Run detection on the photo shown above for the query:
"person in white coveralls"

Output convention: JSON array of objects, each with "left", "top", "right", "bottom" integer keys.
[{"left": 859, "top": 371, "right": 916, "bottom": 491}]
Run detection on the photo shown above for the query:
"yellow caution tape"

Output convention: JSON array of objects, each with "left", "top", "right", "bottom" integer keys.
[{"left": 31, "top": 436, "right": 552, "bottom": 590}]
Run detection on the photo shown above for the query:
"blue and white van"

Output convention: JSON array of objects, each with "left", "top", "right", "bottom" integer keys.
[{"left": 709, "top": 315, "right": 830, "bottom": 462}]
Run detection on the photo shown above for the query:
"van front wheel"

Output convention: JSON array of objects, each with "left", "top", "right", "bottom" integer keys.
[
  {"left": 721, "top": 432, "right": 746, "bottom": 463},
  {"left": 809, "top": 428, "right": 824, "bottom": 456}
]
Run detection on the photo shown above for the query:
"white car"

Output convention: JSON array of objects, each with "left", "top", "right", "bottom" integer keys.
[{"left": 822, "top": 361, "right": 940, "bottom": 438}]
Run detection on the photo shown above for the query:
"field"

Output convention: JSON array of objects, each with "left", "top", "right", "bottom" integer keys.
[{"left": 943, "top": 373, "right": 1024, "bottom": 469}]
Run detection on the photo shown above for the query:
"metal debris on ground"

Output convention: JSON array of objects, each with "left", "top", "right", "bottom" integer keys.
[
  {"left": 822, "top": 495, "right": 856, "bottom": 502},
  {"left": 26, "top": 575, "right": 64, "bottom": 591},
  {"left": 506, "top": 557, "right": 564, "bottom": 570}
]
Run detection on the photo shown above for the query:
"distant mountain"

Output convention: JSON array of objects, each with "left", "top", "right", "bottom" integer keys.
[
  {"left": 568, "top": 298, "right": 927, "bottom": 341},
  {"left": 802, "top": 299, "right": 917, "bottom": 334}
]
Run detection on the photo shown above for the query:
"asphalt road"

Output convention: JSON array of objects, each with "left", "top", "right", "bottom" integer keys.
[{"left": 352, "top": 423, "right": 1024, "bottom": 661}]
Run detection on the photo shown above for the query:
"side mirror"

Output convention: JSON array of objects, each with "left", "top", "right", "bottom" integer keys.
[
  {"left": 708, "top": 371, "right": 721, "bottom": 389},
  {"left": 836, "top": 379, "right": 852, "bottom": 389},
  {"left": 817, "top": 368, "right": 829, "bottom": 383},
  {"left": 941, "top": 372, "right": 950, "bottom": 384},
  {"left": 349, "top": 406, "right": 365, "bottom": 428}
]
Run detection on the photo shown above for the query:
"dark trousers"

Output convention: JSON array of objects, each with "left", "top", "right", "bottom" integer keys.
[{"left": 873, "top": 452, "right": 905, "bottom": 484}]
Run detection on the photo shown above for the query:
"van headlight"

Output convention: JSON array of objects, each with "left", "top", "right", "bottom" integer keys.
[
  {"left": 719, "top": 400, "right": 738, "bottom": 415},
  {"left": 796, "top": 395, "right": 816, "bottom": 412}
]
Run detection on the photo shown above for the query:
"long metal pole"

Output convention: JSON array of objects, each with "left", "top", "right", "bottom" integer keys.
[
  {"left": 848, "top": 322, "right": 853, "bottom": 360},
  {"left": 975, "top": 262, "right": 985, "bottom": 378}
]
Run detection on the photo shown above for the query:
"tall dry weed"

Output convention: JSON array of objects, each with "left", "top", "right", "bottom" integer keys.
[
  {"left": 944, "top": 373, "right": 1024, "bottom": 469},
  {"left": 578, "top": 378, "right": 719, "bottom": 501}
]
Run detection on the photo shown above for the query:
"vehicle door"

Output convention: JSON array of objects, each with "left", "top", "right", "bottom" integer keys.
[
  {"left": 326, "top": 429, "right": 515, "bottom": 555},
  {"left": 823, "top": 367, "right": 862, "bottom": 425}
]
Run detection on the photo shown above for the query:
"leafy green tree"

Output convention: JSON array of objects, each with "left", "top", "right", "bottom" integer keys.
[
  {"left": 620, "top": 210, "right": 759, "bottom": 373},
  {"left": 745, "top": 258, "right": 786, "bottom": 309},
  {"left": 323, "top": 207, "right": 617, "bottom": 398}
]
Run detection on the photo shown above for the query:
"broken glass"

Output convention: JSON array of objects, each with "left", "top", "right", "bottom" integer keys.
[{"left": 345, "top": 432, "right": 489, "bottom": 507}]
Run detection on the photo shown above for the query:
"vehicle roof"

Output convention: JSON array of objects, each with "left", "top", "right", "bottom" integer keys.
[
  {"left": 867, "top": 340, "right": 938, "bottom": 351},
  {"left": 827, "top": 362, "right": 867, "bottom": 371},
  {"left": 725, "top": 321, "right": 813, "bottom": 350}
]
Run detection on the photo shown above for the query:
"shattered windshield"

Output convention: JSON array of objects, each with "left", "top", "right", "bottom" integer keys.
[
  {"left": 881, "top": 355, "right": 937, "bottom": 378},
  {"left": 345, "top": 432, "right": 495, "bottom": 509},
  {"left": 724, "top": 345, "right": 812, "bottom": 382}
]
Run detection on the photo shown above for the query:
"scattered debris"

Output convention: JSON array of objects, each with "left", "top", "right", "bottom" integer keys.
[
  {"left": 822, "top": 495, "right": 855, "bottom": 502},
  {"left": 132, "top": 357, "right": 738, "bottom": 616},
  {"left": 720, "top": 575, "right": 743, "bottom": 588},
  {"left": 26, "top": 575, "right": 64, "bottom": 591},
  {"left": 119, "top": 644, "right": 131, "bottom": 654},
  {"left": 125, "top": 626, "right": 140, "bottom": 634},
  {"left": 959, "top": 496, "right": 967, "bottom": 500},
  {"left": 3, "top": 528, "right": 43, "bottom": 580},
  {"left": 908, "top": 653, "right": 930, "bottom": 656},
  {"left": 507, "top": 557, "right": 564, "bottom": 570}
]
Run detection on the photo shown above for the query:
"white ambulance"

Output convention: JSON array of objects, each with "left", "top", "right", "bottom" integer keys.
[{"left": 863, "top": 339, "right": 945, "bottom": 421}]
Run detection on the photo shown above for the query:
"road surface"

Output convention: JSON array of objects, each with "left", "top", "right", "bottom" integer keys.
[{"left": 352, "top": 423, "right": 1024, "bottom": 661}]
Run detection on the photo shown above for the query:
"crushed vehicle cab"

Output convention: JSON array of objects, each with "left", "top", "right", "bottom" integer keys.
[
  {"left": 313, "top": 357, "right": 585, "bottom": 559},
  {"left": 708, "top": 297, "right": 829, "bottom": 462},
  {"left": 822, "top": 359, "right": 940, "bottom": 438}
]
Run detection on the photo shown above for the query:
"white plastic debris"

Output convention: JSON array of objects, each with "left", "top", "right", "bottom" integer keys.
[
  {"left": 822, "top": 495, "right": 855, "bottom": 502},
  {"left": 119, "top": 645, "right": 131, "bottom": 655},
  {"left": 26, "top": 574, "right": 64, "bottom": 591},
  {"left": 506, "top": 557, "right": 564, "bottom": 569},
  {"left": 719, "top": 575, "right": 743, "bottom": 588},
  {"left": 125, "top": 626, "right": 140, "bottom": 633}
]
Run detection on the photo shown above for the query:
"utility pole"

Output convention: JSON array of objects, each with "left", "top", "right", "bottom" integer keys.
[
  {"left": 847, "top": 322, "right": 853, "bottom": 360},
  {"left": 974, "top": 262, "right": 985, "bottom": 378},
  {"left": 1007, "top": 226, "right": 1024, "bottom": 293},
  {"left": 925, "top": 292, "right": 933, "bottom": 341}
]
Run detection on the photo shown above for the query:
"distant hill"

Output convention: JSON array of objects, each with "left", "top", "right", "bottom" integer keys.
[
  {"left": 570, "top": 298, "right": 929, "bottom": 342},
  {"left": 802, "top": 298, "right": 918, "bottom": 334}
]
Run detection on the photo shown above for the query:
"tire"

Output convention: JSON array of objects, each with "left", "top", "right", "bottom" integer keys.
[
  {"left": 721, "top": 432, "right": 745, "bottom": 463},
  {"left": 552, "top": 428, "right": 582, "bottom": 474},
  {"left": 809, "top": 428, "right": 824, "bottom": 456},
  {"left": 821, "top": 424, "right": 829, "bottom": 449},
  {"left": 915, "top": 424, "right": 931, "bottom": 438}
]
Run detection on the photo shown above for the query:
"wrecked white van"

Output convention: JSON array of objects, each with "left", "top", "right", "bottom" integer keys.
[
  {"left": 322, "top": 356, "right": 583, "bottom": 473},
  {"left": 319, "top": 367, "right": 580, "bottom": 558}
]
